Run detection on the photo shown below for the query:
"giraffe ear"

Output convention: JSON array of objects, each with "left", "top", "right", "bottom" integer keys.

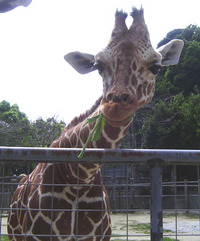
[
  {"left": 64, "top": 51, "right": 96, "bottom": 74},
  {"left": 157, "top": 39, "right": 184, "bottom": 66}
]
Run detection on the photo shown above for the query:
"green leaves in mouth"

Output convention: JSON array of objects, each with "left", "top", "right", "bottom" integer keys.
[{"left": 78, "top": 113, "right": 105, "bottom": 158}]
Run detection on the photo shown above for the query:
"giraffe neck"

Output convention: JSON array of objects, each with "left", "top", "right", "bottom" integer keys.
[{"left": 50, "top": 97, "right": 132, "bottom": 184}]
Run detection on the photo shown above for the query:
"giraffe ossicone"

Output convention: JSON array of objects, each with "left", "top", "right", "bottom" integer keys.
[{"left": 8, "top": 6, "right": 183, "bottom": 241}]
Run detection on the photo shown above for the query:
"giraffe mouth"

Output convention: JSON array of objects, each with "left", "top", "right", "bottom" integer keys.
[{"left": 100, "top": 97, "right": 137, "bottom": 127}]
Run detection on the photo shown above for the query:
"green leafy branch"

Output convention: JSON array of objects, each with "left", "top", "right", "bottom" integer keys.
[{"left": 78, "top": 113, "right": 105, "bottom": 158}]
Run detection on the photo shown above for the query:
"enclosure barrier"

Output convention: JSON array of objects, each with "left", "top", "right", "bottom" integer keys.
[{"left": 1, "top": 147, "right": 200, "bottom": 241}]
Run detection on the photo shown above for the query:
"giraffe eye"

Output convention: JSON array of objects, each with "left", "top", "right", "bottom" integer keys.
[
  {"left": 148, "top": 64, "right": 162, "bottom": 75},
  {"left": 94, "top": 62, "right": 105, "bottom": 75}
]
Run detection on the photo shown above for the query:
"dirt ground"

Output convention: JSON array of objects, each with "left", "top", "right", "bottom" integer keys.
[
  {"left": 111, "top": 212, "right": 200, "bottom": 241},
  {"left": 1, "top": 212, "right": 200, "bottom": 240}
]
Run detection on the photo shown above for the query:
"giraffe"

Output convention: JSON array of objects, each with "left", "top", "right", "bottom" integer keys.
[{"left": 7, "top": 7, "right": 184, "bottom": 241}]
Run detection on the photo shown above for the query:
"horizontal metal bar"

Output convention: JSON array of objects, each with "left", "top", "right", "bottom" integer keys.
[{"left": 0, "top": 147, "right": 200, "bottom": 165}]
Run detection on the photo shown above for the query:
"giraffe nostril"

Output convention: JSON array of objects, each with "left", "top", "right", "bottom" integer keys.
[
  {"left": 106, "top": 92, "right": 132, "bottom": 104},
  {"left": 121, "top": 93, "right": 132, "bottom": 104},
  {"left": 106, "top": 92, "right": 121, "bottom": 103},
  {"left": 106, "top": 93, "right": 113, "bottom": 103}
]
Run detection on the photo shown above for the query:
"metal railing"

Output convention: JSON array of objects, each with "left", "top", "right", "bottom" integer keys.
[{"left": 1, "top": 147, "right": 200, "bottom": 241}]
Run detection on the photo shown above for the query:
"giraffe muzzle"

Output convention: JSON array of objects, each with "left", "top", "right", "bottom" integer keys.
[{"left": 100, "top": 94, "right": 138, "bottom": 125}]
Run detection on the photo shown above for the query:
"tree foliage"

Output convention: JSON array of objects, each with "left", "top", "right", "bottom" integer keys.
[
  {"left": 156, "top": 25, "right": 200, "bottom": 97},
  {"left": 0, "top": 100, "right": 65, "bottom": 148},
  {"left": 0, "top": 101, "right": 31, "bottom": 146},
  {"left": 30, "top": 117, "right": 65, "bottom": 147},
  {"left": 0, "top": 101, "right": 65, "bottom": 175},
  {"left": 141, "top": 93, "right": 200, "bottom": 149}
]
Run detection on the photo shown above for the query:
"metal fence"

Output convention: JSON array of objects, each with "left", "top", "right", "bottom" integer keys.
[{"left": 1, "top": 147, "right": 200, "bottom": 241}]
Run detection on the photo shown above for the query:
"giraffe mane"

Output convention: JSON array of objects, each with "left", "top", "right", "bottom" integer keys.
[{"left": 65, "top": 96, "right": 103, "bottom": 130}]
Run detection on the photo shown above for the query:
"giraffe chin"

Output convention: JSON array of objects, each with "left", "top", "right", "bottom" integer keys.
[{"left": 100, "top": 98, "right": 137, "bottom": 127}]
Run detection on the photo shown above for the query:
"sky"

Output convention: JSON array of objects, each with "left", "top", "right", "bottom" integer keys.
[{"left": 0, "top": 0, "right": 200, "bottom": 124}]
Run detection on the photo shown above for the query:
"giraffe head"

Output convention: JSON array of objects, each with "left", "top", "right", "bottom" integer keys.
[{"left": 65, "top": 7, "right": 183, "bottom": 126}]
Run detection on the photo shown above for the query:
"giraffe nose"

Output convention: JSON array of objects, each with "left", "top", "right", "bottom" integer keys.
[{"left": 106, "top": 92, "right": 132, "bottom": 104}]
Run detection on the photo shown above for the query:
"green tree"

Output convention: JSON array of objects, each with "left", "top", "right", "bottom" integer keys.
[
  {"left": 0, "top": 101, "right": 32, "bottom": 175},
  {"left": 132, "top": 93, "right": 200, "bottom": 150},
  {"left": 0, "top": 101, "right": 66, "bottom": 175},
  {"left": 29, "top": 117, "right": 65, "bottom": 147},
  {"left": 0, "top": 101, "right": 31, "bottom": 146},
  {"left": 156, "top": 25, "right": 200, "bottom": 97},
  {"left": 162, "top": 41, "right": 200, "bottom": 95},
  {"left": 0, "top": 100, "right": 65, "bottom": 148}
]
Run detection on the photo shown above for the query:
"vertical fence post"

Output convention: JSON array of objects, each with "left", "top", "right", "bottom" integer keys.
[{"left": 150, "top": 159, "right": 163, "bottom": 241}]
